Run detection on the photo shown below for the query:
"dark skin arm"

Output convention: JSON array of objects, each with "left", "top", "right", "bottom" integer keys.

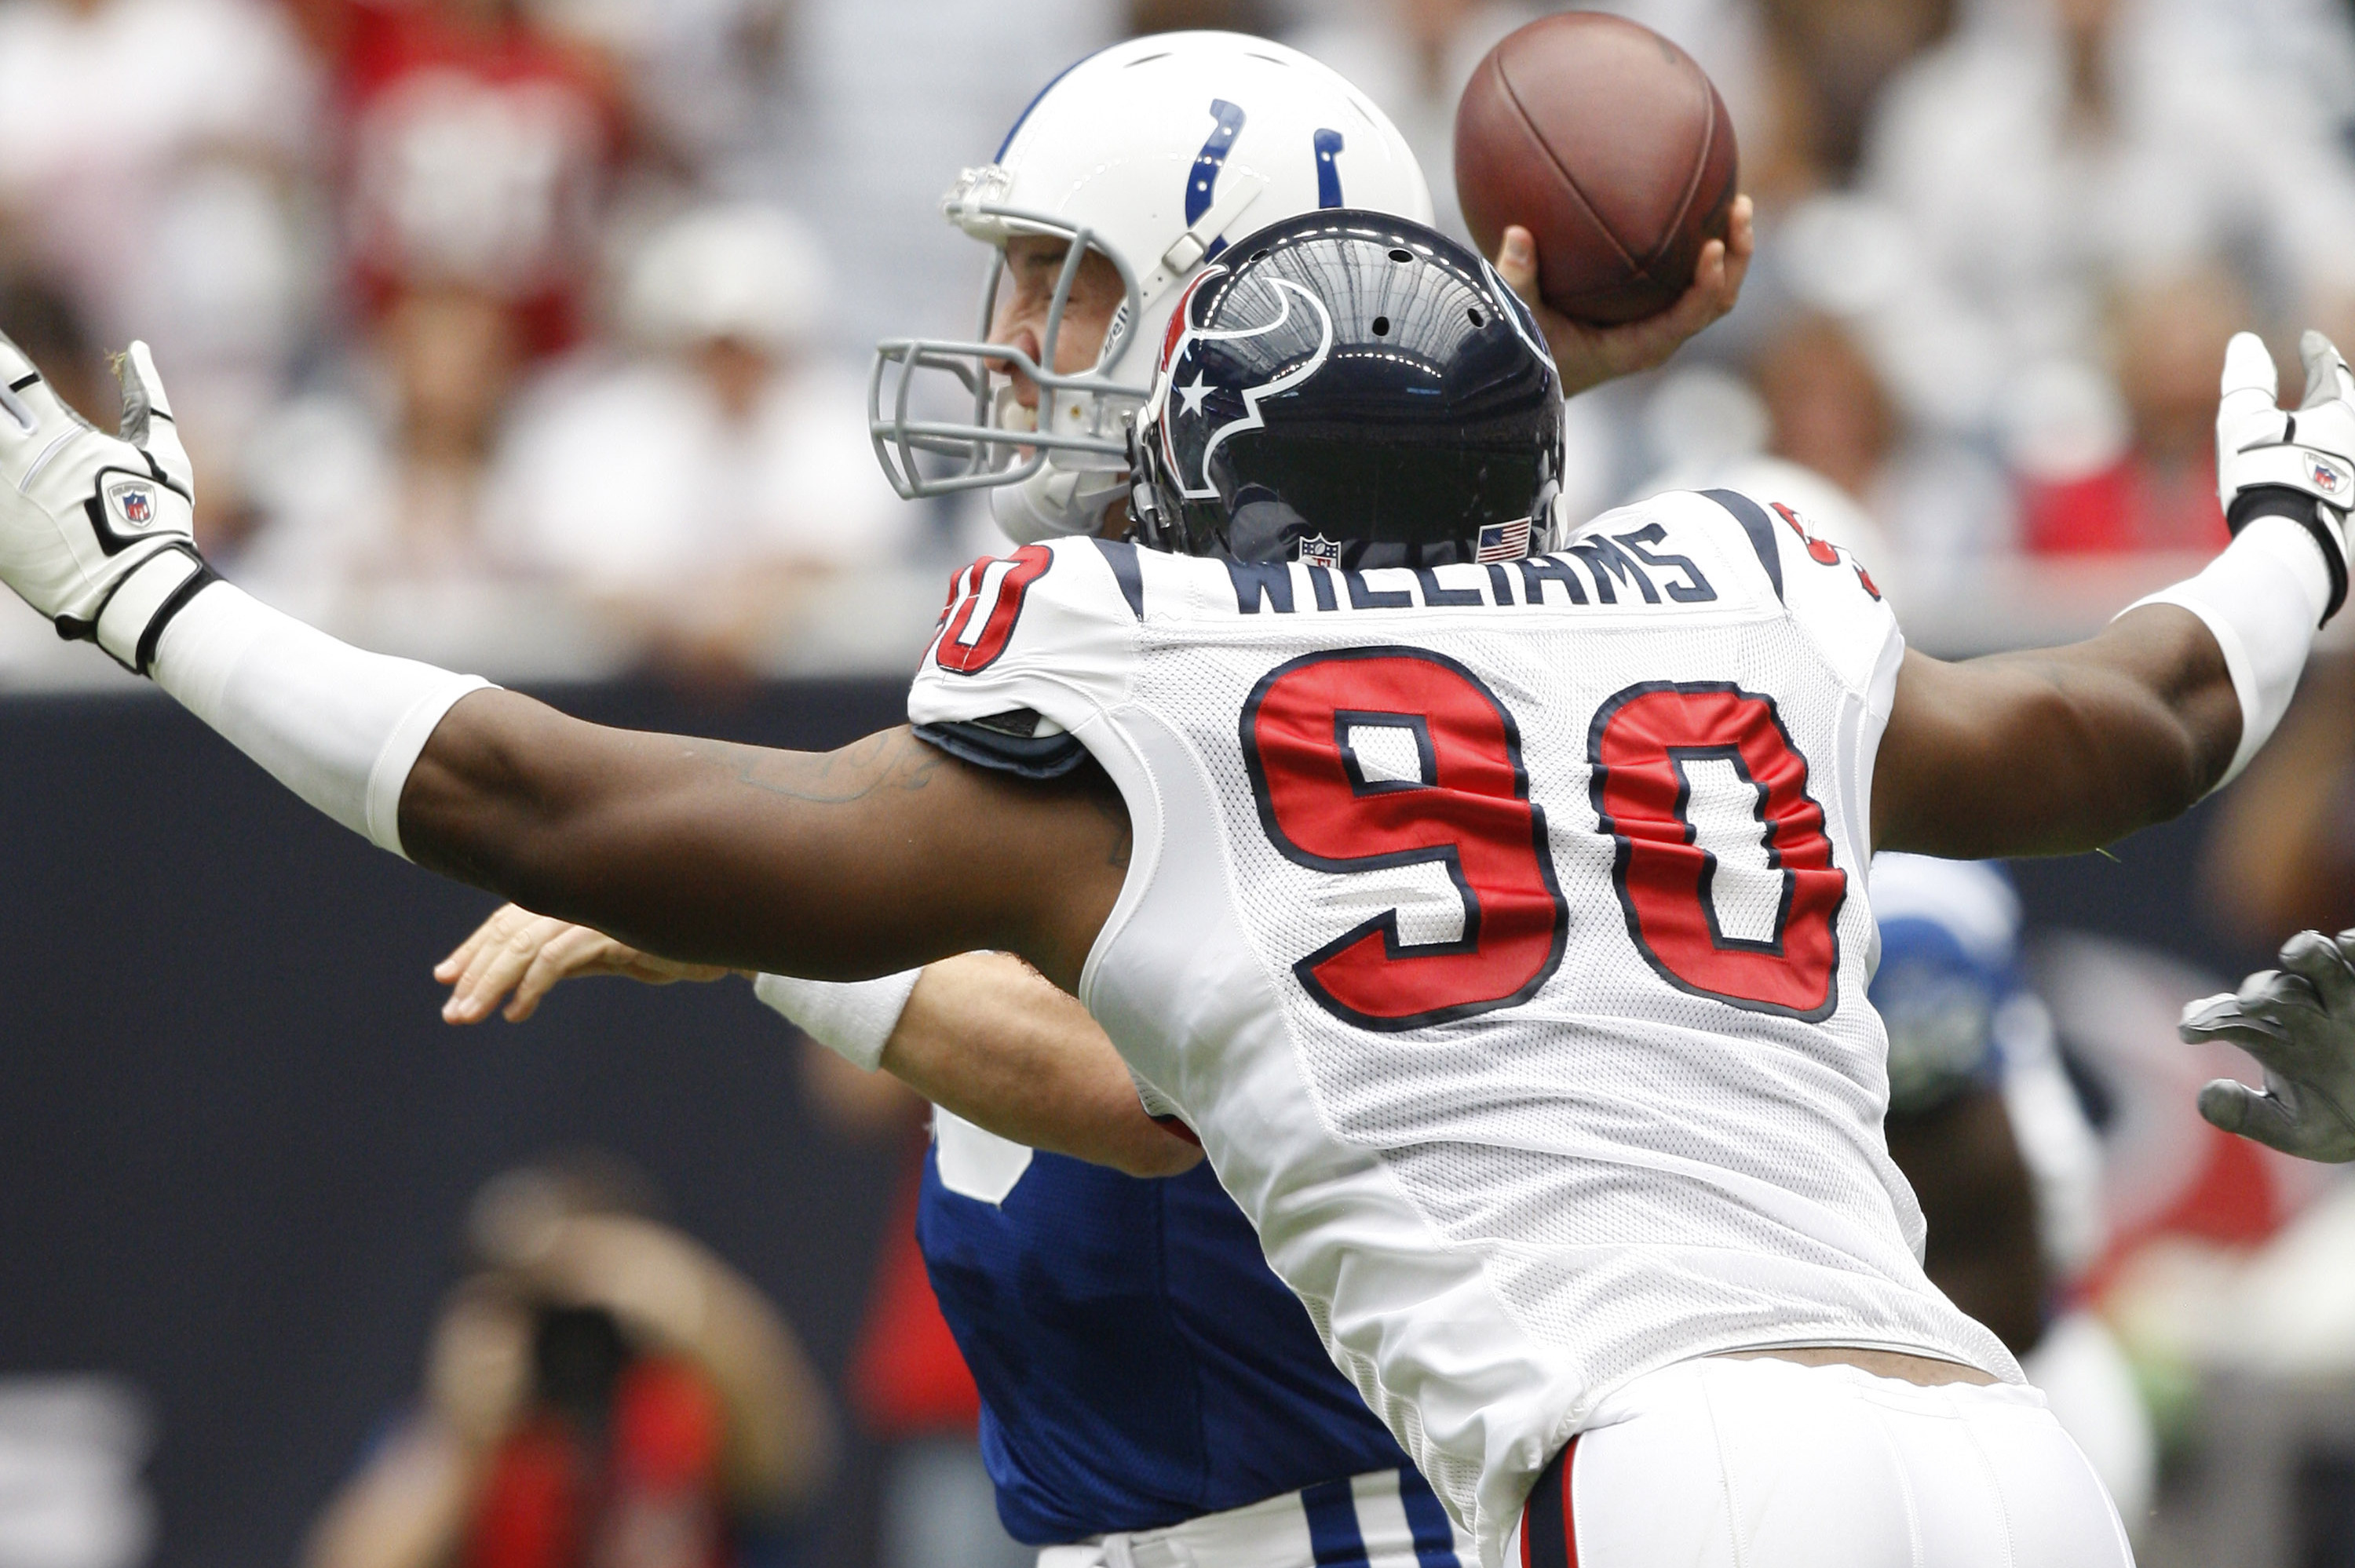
[
  {"left": 2199, "top": 653, "right": 2355, "bottom": 935},
  {"left": 1884, "top": 1088, "right": 2046, "bottom": 1358},
  {"left": 401, "top": 696, "right": 1130, "bottom": 994},
  {"left": 1875, "top": 605, "right": 2241, "bottom": 856},
  {"left": 404, "top": 607, "right": 2243, "bottom": 986}
]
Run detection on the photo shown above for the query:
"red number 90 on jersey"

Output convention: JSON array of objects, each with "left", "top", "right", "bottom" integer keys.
[
  {"left": 1243, "top": 647, "right": 1570, "bottom": 1031},
  {"left": 1242, "top": 650, "right": 1845, "bottom": 1030}
]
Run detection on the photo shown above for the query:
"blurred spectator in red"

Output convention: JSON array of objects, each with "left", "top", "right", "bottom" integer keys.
[
  {"left": 301, "top": 1156, "right": 833, "bottom": 1568},
  {"left": 297, "top": 0, "right": 630, "bottom": 360},
  {"left": 0, "top": 0, "right": 322, "bottom": 527},
  {"left": 487, "top": 202, "right": 913, "bottom": 680},
  {"left": 237, "top": 283, "right": 522, "bottom": 609},
  {"left": 2016, "top": 268, "right": 2240, "bottom": 555}
]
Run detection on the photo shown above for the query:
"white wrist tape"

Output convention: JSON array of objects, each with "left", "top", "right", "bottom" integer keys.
[
  {"left": 754, "top": 968, "right": 922, "bottom": 1073},
  {"left": 2121, "top": 514, "right": 2331, "bottom": 789},
  {"left": 150, "top": 583, "right": 491, "bottom": 859}
]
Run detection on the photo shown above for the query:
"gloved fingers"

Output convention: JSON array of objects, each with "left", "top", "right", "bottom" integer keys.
[
  {"left": 2198, "top": 1078, "right": 2331, "bottom": 1156},
  {"left": 2302, "top": 329, "right": 2355, "bottom": 409},
  {"left": 2279, "top": 928, "right": 2355, "bottom": 1016},
  {"left": 116, "top": 341, "right": 192, "bottom": 493},
  {"left": 2178, "top": 990, "right": 2298, "bottom": 1061},
  {"left": 119, "top": 341, "right": 174, "bottom": 425},
  {"left": 2222, "top": 329, "right": 2284, "bottom": 424}
]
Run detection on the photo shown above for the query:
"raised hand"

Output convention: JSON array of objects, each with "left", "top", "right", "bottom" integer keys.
[
  {"left": 2178, "top": 928, "right": 2355, "bottom": 1160},
  {"left": 1492, "top": 194, "right": 1754, "bottom": 399},
  {"left": 436, "top": 903, "right": 734, "bottom": 1024},
  {"left": 2214, "top": 329, "right": 2355, "bottom": 620},
  {"left": 0, "top": 334, "right": 208, "bottom": 672}
]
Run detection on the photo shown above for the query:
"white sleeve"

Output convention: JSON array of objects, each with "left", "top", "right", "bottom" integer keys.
[
  {"left": 2123, "top": 514, "right": 2335, "bottom": 788},
  {"left": 150, "top": 583, "right": 490, "bottom": 859}
]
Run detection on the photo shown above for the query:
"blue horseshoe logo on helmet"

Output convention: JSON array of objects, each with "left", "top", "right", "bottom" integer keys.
[{"left": 1188, "top": 99, "right": 1247, "bottom": 258}]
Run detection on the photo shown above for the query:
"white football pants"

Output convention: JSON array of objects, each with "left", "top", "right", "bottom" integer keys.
[{"left": 1510, "top": 1354, "right": 2134, "bottom": 1567}]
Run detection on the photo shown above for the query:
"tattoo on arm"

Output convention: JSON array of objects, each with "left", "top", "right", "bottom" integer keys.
[{"left": 685, "top": 728, "right": 944, "bottom": 805}]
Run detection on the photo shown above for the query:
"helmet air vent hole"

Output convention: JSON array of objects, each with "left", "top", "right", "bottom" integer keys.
[
  {"left": 1371, "top": 315, "right": 1390, "bottom": 336},
  {"left": 1251, "top": 249, "right": 1271, "bottom": 261},
  {"left": 1467, "top": 308, "right": 1484, "bottom": 326},
  {"left": 1388, "top": 248, "right": 1413, "bottom": 262}
]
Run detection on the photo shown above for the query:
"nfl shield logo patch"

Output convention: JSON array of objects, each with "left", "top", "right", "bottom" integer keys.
[
  {"left": 105, "top": 476, "right": 158, "bottom": 531},
  {"left": 1476, "top": 516, "right": 1531, "bottom": 563},
  {"left": 2313, "top": 455, "right": 2349, "bottom": 498},
  {"left": 1296, "top": 534, "right": 1342, "bottom": 567}
]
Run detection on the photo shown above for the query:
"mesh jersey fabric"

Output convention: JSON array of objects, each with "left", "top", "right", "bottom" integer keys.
[{"left": 904, "top": 491, "right": 2021, "bottom": 1568}]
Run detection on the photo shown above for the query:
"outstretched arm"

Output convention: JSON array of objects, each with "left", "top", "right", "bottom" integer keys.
[
  {"left": 438, "top": 910, "right": 1200, "bottom": 1177},
  {"left": 1875, "top": 607, "right": 2238, "bottom": 857},
  {"left": 0, "top": 332, "right": 1126, "bottom": 992},
  {"left": 400, "top": 696, "right": 1128, "bottom": 992},
  {"left": 1876, "top": 330, "right": 2355, "bottom": 858}
]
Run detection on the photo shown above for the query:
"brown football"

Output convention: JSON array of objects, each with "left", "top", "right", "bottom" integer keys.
[{"left": 1455, "top": 12, "right": 1738, "bottom": 326}]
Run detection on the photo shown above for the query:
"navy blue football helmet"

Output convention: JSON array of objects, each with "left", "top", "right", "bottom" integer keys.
[{"left": 1129, "top": 210, "right": 1563, "bottom": 568}]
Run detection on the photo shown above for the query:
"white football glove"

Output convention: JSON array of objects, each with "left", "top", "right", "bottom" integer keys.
[
  {"left": 2178, "top": 928, "right": 2355, "bottom": 1161},
  {"left": 2216, "top": 328, "right": 2355, "bottom": 622},
  {"left": 0, "top": 333, "right": 213, "bottom": 673}
]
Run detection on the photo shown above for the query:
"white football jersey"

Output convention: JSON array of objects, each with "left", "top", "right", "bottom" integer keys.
[{"left": 905, "top": 490, "right": 2021, "bottom": 1565}]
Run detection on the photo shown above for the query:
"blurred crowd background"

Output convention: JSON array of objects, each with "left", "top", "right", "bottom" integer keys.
[
  {"left": 16, "top": 2, "right": 2355, "bottom": 1567},
  {"left": 9, "top": 0, "right": 2355, "bottom": 686}
]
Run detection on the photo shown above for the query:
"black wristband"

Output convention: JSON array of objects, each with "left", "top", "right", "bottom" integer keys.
[
  {"left": 134, "top": 556, "right": 221, "bottom": 676},
  {"left": 2229, "top": 483, "right": 2349, "bottom": 625}
]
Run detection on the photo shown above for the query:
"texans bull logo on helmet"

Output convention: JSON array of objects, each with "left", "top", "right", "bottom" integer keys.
[{"left": 1149, "top": 267, "right": 1335, "bottom": 505}]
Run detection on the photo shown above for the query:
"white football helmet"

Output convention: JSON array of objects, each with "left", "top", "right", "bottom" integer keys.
[{"left": 870, "top": 32, "right": 1433, "bottom": 542}]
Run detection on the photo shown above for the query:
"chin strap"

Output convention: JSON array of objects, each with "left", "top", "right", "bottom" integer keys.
[
  {"left": 991, "top": 461, "right": 1129, "bottom": 542},
  {"left": 1136, "top": 170, "right": 1269, "bottom": 304}
]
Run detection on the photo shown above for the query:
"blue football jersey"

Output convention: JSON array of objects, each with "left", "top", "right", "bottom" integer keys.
[{"left": 915, "top": 1136, "right": 1417, "bottom": 1545}]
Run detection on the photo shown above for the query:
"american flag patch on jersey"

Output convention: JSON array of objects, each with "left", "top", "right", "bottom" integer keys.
[{"left": 1476, "top": 516, "right": 1531, "bottom": 563}]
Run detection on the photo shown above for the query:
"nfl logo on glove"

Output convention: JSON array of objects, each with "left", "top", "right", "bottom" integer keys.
[{"left": 107, "top": 480, "right": 155, "bottom": 528}]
